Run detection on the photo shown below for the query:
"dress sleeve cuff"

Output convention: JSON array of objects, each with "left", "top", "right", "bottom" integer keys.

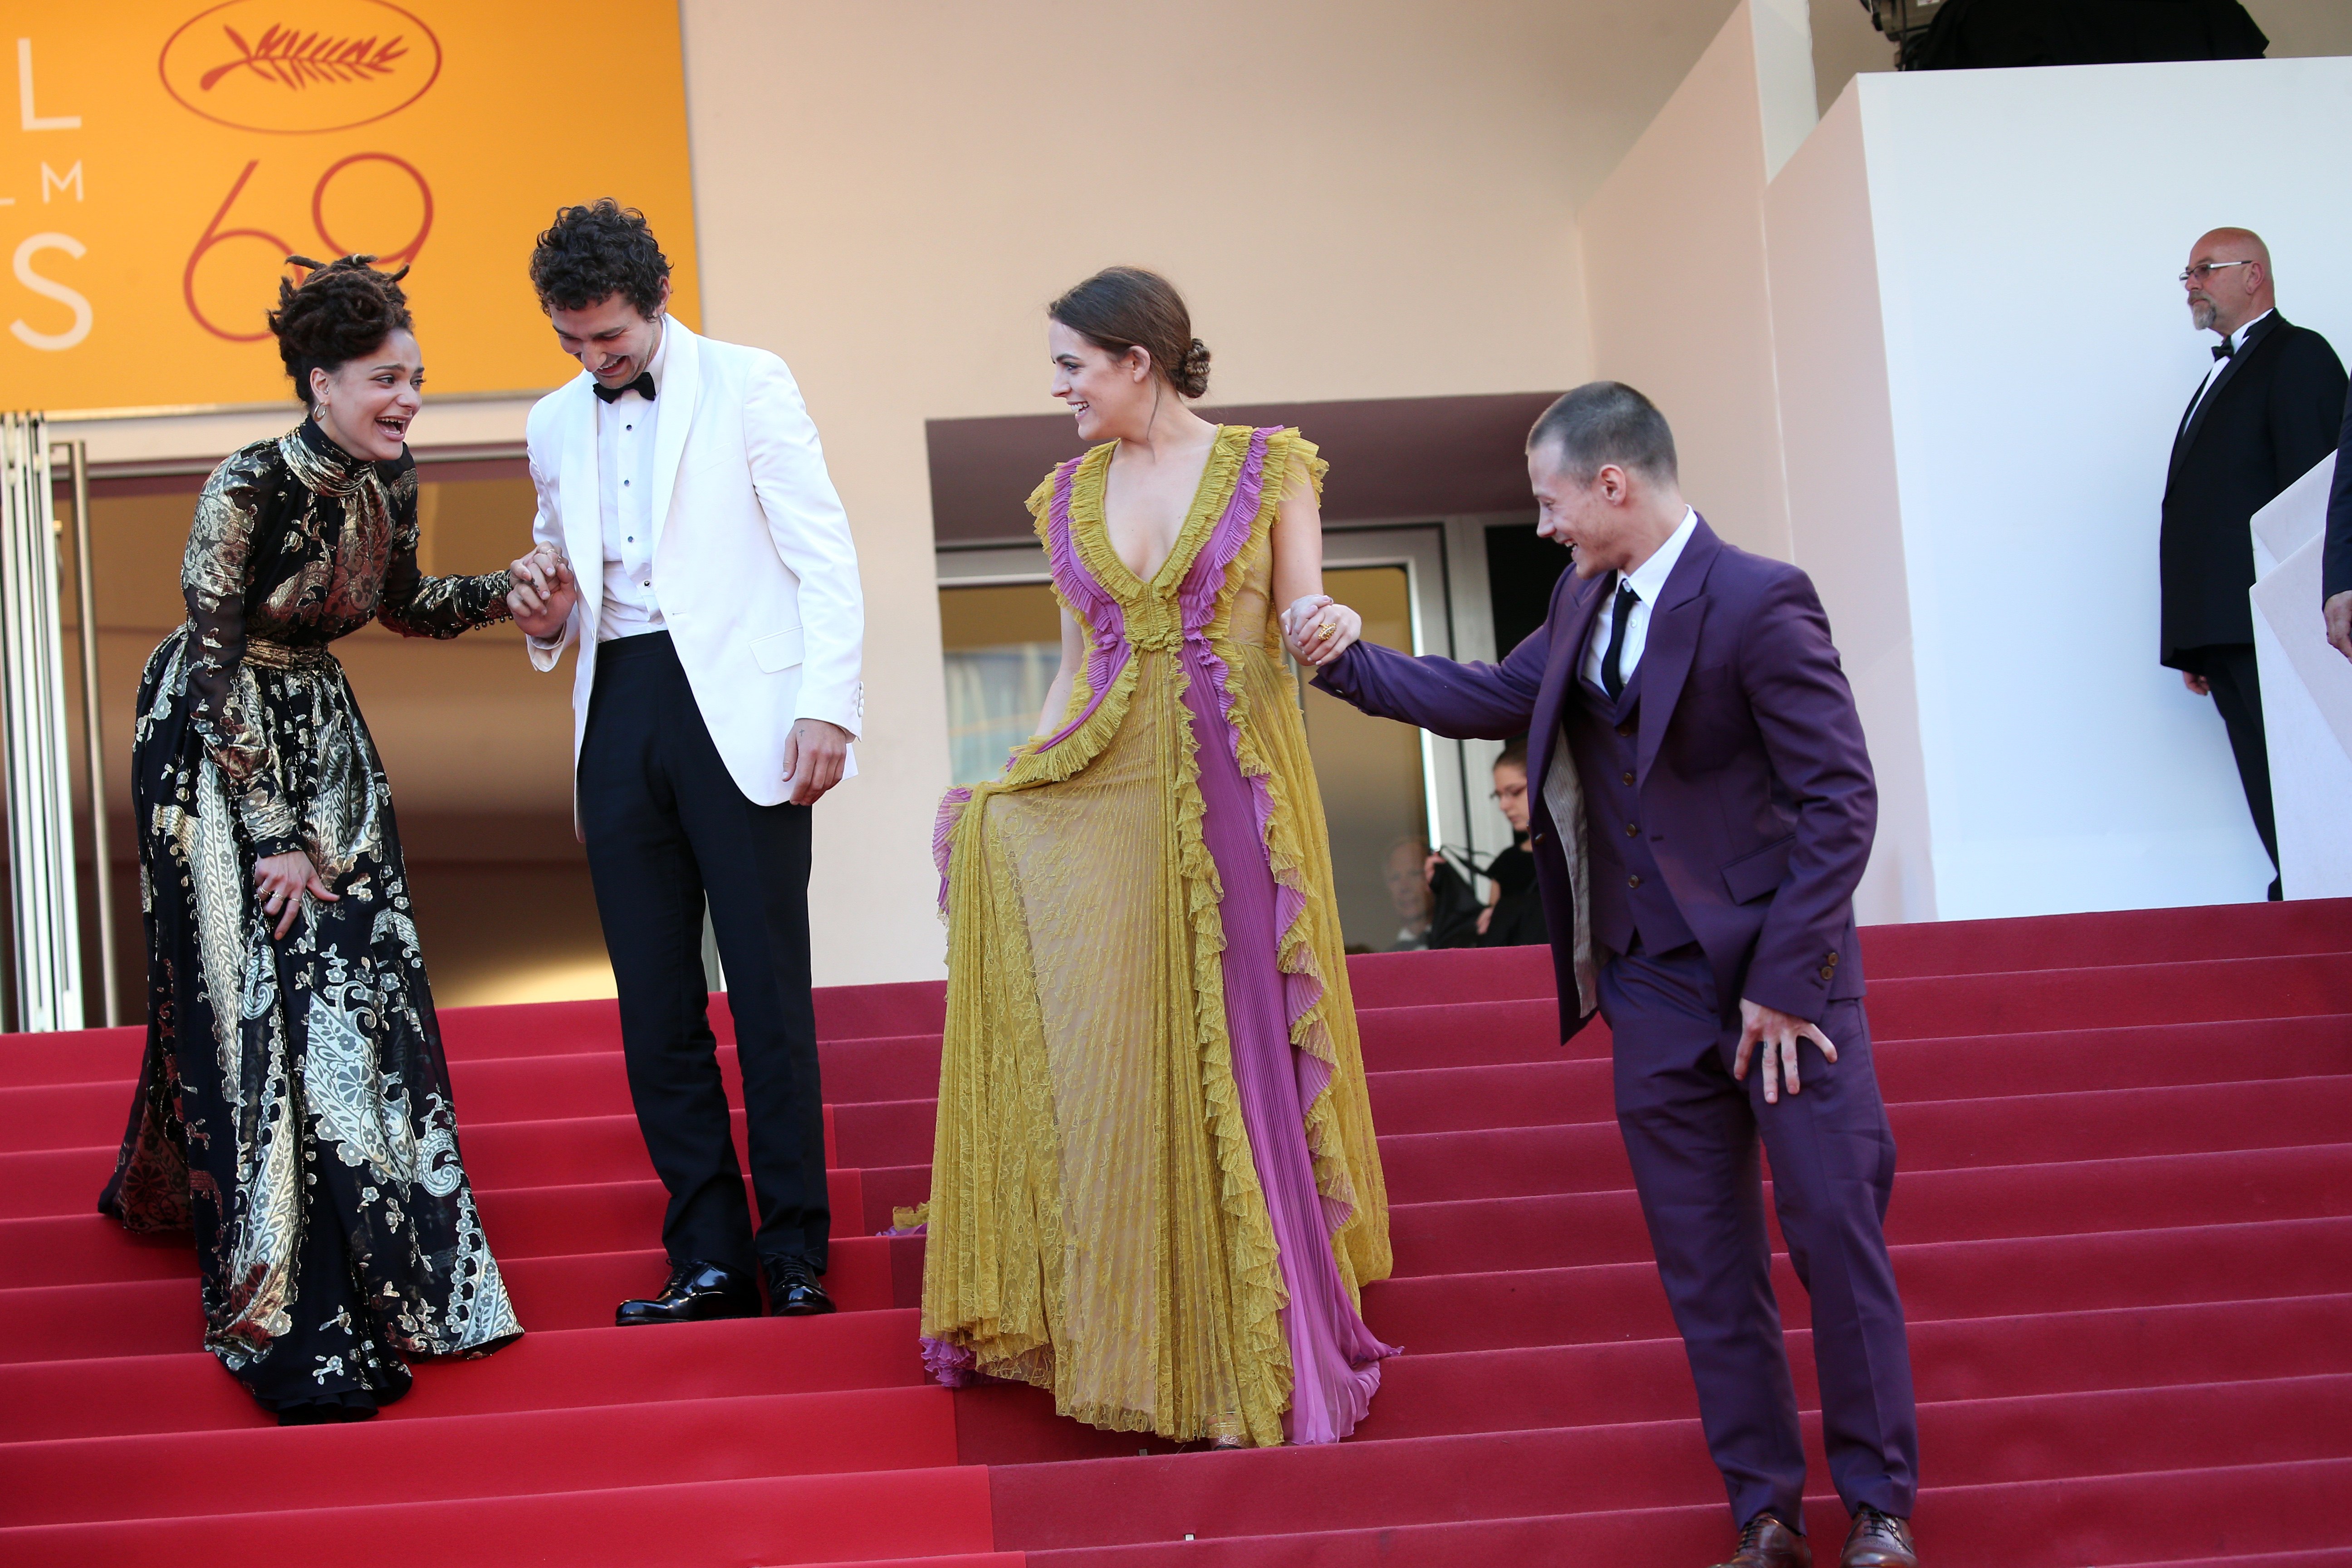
[{"left": 238, "top": 784, "right": 303, "bottom": 860}]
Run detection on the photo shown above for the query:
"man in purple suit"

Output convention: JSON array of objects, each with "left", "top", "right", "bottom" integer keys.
[{"left": 1286, "top": 384, "right": 1919, "bottom": 1568}]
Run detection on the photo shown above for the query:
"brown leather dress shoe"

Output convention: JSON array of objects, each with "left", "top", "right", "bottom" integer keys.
[
  {"left": 1713, "top": 1513, "right": 1813, "bottom": 1568},
  {"left": 1840, "top": 1506, "right": 1917, "bottom": 1568}
]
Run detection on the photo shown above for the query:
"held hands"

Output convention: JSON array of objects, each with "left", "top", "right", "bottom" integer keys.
[
  {"left": 1280, "top": 594, "right": 1362, "bottom": 668},
  {"left": 2328, "top": 590, "right": 2352, "bottom": 663},
  {"left": 781, "top": 718, "right": 852, "bottom": 807},
  {"left": 1734, "top": 997, "right": 1838, "bottom": 1105},
  {"left": 507, "top": 543, "right": 579, "bottom": 640},
  {"left": 253, "top": 850, "right": 336, "bottom": 941}
]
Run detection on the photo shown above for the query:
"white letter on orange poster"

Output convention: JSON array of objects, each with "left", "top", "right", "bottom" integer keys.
[
  {"left": 12, "top": 234, "right": 91, "bottom": 351},
  {"left": 17, "top": 39, "right": 79, "bottom": 131}
]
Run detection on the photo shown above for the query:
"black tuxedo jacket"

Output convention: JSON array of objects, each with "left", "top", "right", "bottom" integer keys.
[{"left": 2159, "top": 310, "right": 2347, "bottom": 666}]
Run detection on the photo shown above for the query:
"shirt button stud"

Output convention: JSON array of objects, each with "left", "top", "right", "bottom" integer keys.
[
  {"left": 1622, "top": 771, "right": 1635, "bottom": 786},
  {"left": 1628, "top": 874, "right": 1642, "bottom": 888},
  {"left": 1624, "top": 822, "right": 1638, "bottom": 836},
  {"left": 1617, "top": 724, "right": 1634, "bottom": 738}
]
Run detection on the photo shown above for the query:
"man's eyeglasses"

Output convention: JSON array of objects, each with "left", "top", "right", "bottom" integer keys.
[{"left": 2180, "top": 260, "right": 2257, "bottom": 284}]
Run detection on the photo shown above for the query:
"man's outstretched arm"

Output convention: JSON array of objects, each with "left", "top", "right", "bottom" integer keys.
[{"left": 1309, "top": 575, "right": 1564, "bottom": 740}]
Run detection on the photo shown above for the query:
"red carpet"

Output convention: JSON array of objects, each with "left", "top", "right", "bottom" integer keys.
[{"left": 2, "top": 898, "right": 2348, "bottom": 1564}]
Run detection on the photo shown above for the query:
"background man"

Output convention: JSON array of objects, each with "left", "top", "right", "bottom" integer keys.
[
  {"left": 2159, "top": 228, "right": 2346, "bottom": 896},
  {"left": 1293, "top": 384, "right": 1917, "bottom": 1568},
  {"left": 505, "top": 201, "right": 864, "bottom": 1324}
]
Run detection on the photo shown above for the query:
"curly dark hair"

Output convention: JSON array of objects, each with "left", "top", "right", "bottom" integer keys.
[
  {"left": 529, "top": 200, "right": 671, "bottom": 318},
  {"left": 268, "top": 255, "right": 414, "bottom": 411},
  {"left": 1049, "top": 266, "right": 1211, "bottom": 398}
]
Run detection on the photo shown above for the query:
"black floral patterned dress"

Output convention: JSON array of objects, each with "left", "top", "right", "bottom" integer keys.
[{"left": 101, "top": 417, "right": 524, "bottom": 1420}]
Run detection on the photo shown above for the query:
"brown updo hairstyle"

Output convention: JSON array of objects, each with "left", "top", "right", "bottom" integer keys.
[
  {"left": 1049, "top": 266, "right": 1211, "bottom": 399},
  {"left": 267, "top": 255, "right": 415, "bottom": 412}
]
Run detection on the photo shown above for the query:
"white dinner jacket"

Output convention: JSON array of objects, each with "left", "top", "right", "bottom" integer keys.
[{"left": 524, "top": 320, "right": 865, "bottom": 813}]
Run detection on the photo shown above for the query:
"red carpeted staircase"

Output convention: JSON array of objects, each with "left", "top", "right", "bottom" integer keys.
[{"left": 3, "top": 899, "right": 2349, "bottom": 1565}]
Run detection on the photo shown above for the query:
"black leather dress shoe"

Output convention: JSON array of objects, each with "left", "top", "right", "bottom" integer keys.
[
  {"left": 764, "top": 1256, "right": 837, "bottom": 1316},
  {"left": 615, "top": 1260, "right": 760, "bottom": 1327}
]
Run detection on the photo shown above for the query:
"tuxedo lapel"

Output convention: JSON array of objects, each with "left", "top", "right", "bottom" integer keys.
[
  {"left": 557, "top": 379, "right": 603, "bottom": 626},
  {"left": 1635, "top": 519, "right": 1722, "bottom": 790},
  {"left": 649, "top": 320, "right": 701, "bottom": 554},
  {"left": 1529, "top": 572, "right": 1609, "bottom": 794},
  {"left": 2171, "top": 312, "right": 2284, "bottom": 485}
]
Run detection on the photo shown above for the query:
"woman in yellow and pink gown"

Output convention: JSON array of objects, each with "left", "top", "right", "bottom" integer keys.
[{"left": 918, "top": 269, "right": 1395, "bottom": 1448}]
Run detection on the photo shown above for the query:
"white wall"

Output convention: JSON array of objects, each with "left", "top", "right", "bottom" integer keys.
[
  {"left": 1849, "top": 57, "right": 2352, "bottom": 917},
  {"left": 1767, "top": 88, "right": 1936, "bottom": 926}
]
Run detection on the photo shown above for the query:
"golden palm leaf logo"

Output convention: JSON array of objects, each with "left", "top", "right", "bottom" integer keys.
[
  {"left": 197, "top": 25, "right": 411, "bottom": 92},
  {"left": 161, "top": 0, "right": 442, "bottom": 133}
]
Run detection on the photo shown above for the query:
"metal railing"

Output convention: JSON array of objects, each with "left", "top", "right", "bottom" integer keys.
[{"left": 0, "top": 414, "right": 87, "bottom": 1032}]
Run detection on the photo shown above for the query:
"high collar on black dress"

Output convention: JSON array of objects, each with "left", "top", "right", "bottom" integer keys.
[{"left": 289, "top": 415, "right": 406, "bottom": 498}]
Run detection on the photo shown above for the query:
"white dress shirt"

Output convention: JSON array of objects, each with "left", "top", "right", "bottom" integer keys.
[
  {"left": 596, "top": 321, "right": 671, "bottom": 642},
  {"left": 1579, "top": 506, "right": 1699, "bottom": 691},
  {"left": 2185, "top": 307, "right": 2272, "bottom": 425}
]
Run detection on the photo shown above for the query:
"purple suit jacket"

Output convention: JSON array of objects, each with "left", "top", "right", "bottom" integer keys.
[{"left": 1315, "top": 517, "right": 1876, "bottom": 1044}]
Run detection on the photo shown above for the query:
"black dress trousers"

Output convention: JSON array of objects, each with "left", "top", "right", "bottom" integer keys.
[
  {"left": 2180, "top": 642, "right": 2279, "bottom": 886},
  {"left": 577, "top": 632, "right": 830, "bottom": 1274}
]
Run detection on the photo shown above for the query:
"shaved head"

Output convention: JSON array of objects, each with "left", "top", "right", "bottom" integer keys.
[{"left": 2185, "top": 227, "right": 2275, "bottom": 336}]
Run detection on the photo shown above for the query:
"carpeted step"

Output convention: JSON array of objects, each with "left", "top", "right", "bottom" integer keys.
[
  {"left": 0, "top": 1464, "right": 998, "bottom": 1568},
  {"left": 0, "top": 1166, "right": 865, "bottom": 1286},
  {"left": 0, "top": 1384, "right": 963, "bottom": 1526},
  {"left": 1368, "top": 1014, "right": 2352, "bottom": 1135},
  {"left": 1857, "top": 896, "right": 2352, "bottom": 979},
  {"left": 1862, "top": 952, "right": 2352, "bottom": 1039},
  {"left": 21, "top": 1135, "right": 2342, "bottom": 1297},
  {"left": 1383, "top": 1143, "right": 2352, "bottom": 1276},
  {"left": 952, "top": 1292, "right": 2352, "bottom": 1464},
  {"left": 1362, "top": 1215, "right": 2352, "bottom": 1353},
  {"left": 986, "top": 1380, "right": 2352, "bottom": 1550},
  {"left": 0, "top": 1237, "right": 923, "bottom": 1363},
  {"left": 14, "top": 1150, "right": 2342, "bottom": 1357},
  {"left": 1016, "top": 1455, "right": 2352, "bottom": 1566},
  {"left": 0, "top": 1310, "right": 931, "bottom": 1441},
  {"left": 1298, "top": 1077, "right": 2352, "bottom": 1205}
]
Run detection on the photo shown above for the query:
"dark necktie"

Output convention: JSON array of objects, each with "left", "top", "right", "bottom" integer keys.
[
  {"left": 1602, "top": 579, "right": 1639, "bottom": 701},
  {"left": 593, "top": 372, "right": 657, "bottom": 403}
]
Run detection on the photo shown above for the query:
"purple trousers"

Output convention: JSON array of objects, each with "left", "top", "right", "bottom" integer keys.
[{"left": 1600, "top": 942, "right": 1918, "bottom": 1529}]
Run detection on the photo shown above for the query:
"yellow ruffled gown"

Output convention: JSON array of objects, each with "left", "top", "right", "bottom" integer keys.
[{"left": 922, "top": 425, "right": 1395, "bottom": 1448}]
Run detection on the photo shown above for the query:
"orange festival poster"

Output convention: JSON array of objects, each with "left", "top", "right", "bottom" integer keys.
[{"left": 0, "top": 0, "right": 701, "bottom": 413}]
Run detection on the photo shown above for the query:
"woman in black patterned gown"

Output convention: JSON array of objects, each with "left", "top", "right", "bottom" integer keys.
[{"left": 101, "top": 256, "right": 526, "bottom": 1422}]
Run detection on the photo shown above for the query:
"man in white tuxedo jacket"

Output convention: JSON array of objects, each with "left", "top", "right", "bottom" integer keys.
[{"left": 505, "top": 201, "right": 863, "bottom": 1322}]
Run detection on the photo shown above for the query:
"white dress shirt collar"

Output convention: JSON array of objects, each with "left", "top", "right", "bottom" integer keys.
[
  {"left": 1578, "top": 506, "right": 1699, "bottom": 693},
  {"left": 1620, "top": 506, "right": 1700, "bottom": 607}
]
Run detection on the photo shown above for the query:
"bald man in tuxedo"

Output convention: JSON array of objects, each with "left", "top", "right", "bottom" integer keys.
[{"left": 2161, "top": 227, "right": 2346, "bottom": 896}]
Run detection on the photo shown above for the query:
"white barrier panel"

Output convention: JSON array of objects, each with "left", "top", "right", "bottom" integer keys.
[{"left": 2250, "top": 454, "right": 2352, "bottom": 898}]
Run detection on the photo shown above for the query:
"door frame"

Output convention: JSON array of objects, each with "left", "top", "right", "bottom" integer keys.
[{"left": 936, "top": 510, "right": 1530, "bottom": 878}]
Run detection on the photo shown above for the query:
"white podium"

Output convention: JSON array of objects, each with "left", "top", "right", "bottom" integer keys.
[{"left": 2250, "top": 453, "right": 2352, "bottom": 898}]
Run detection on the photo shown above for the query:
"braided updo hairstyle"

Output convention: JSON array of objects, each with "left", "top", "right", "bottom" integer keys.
[
  {"left": 267, "top": 255, "right": 414, "bottom": 412},
  {"left": 1048, "top": 266, "right": 1210, "bottom": 399}
]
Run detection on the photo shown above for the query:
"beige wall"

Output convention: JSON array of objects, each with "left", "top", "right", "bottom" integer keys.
[
  {"left": 678, "top": 0, "right": 1643, "bottom": 984},
  {"left": 1578, "top": 1, "right": 1799, "bottom": 563},
  {"left": 1764, "top": 85, "right": 1933, "bottom": 925}
]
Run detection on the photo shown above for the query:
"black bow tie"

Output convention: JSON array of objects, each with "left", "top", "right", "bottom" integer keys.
[
  {"left": 2213, "top": 338, "right": 2234, "bottom": 362},
  {"left": 593, "top": 372, "right": 657, "bottom": 403}
]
